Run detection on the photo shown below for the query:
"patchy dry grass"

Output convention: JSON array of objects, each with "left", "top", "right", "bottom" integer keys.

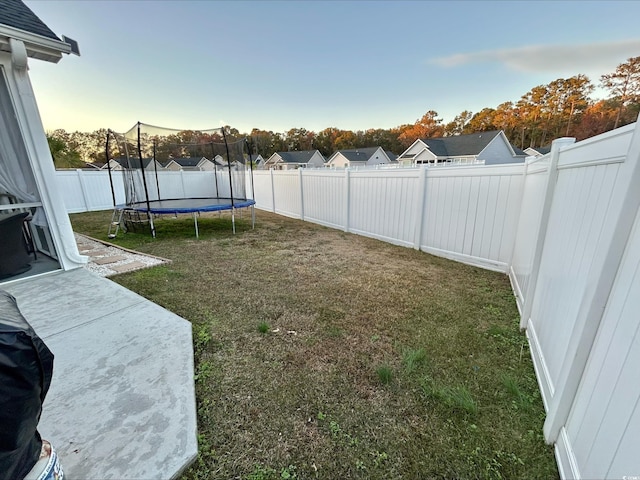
[{"left": 70, "top": 209, "right": 558, "bottom": 480}]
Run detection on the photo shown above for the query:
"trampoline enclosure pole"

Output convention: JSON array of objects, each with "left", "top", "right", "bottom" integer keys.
[
  {"left": 153, "top": 139, "right": 161, "bottom": 200},
  {"left": 137, "top": 122, "right": 155, "bottom": 237},
  {"left": 247, "top": 138, "right": 256, "bottom": 229},
  {"left": 221, "top": 128, "right": 236, "bottom": 234},
  {"left": 105, "top": 130, "right": 116, "bottom": 207},
  {"left": 210, "top": 142, "right": 219, "bottom": 197}
]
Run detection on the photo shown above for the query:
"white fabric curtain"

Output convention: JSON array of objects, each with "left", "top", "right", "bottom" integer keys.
[{"left": 0, "top": 67, "right": 45, "bottom": 225}]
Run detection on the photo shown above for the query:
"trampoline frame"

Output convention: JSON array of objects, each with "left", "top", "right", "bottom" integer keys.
[{"left": 119, "top": 197, "right": 256, "bottom": 238}]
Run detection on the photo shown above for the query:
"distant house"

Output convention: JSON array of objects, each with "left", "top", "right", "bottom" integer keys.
[
  {"left": 398, "top": 130, "right": 526, "bottom": 166},
  {"left": 524, "top": 146, "right": 551, "bottom": 157},
  {"left": 212, "top": 154, "right": 226, "bottom": 168},
  {"left": 102, "top": 157, "right": 164, "bottom": 171},
  {"left": 326, "top": 147, "right": 392, "bottom": 168},
  {"left": 265, "top": 150, "right": 325, "bottom": 170},
  {"left": 163, "top": 157, "right": 214, "bottom": 171},
  {"left": 250, "top": 154, "right": 265, "bottom": 168}
]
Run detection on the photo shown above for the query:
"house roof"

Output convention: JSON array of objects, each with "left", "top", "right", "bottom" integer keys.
[
  {"left": 169, "top": 157, "right": 206, "bottom": 167},
  {"left": 512, "top": 146, "right": 528, "bottom": 156},
  {"left": 0, "top": 0, "right": 60, "bottom": 41},
  {"left": 421, "top": 131, "right": 502, "bottom": 157},
  {"left": 276, "top": 150, "right": 320, "bottom": 164},
  {"left": 112, "top": 157, "right": 158, "bottom": 169},
  {"left": 329, "top": 147, "right": 384, "bottom": 163},
  {"left": 0, "top": 0, "right": 73, "bottom": 63},
  {"left": 532, "top": 146, "right": 551, "bottom": 155},
  {"left": 386, "top": 151, "right": 398, "bottom": 162}
]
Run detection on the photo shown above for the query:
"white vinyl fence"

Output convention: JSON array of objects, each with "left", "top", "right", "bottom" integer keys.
[
  {"left": 55, "top": 170, "right": 228, "bottom": 213},
  {"left": 253, "top": 163, "right": 524, "bottom": 272},
  {"left": 509, "top": 123, "right": 640, "bottom": 480},
  {"left": 54, "top": 121, "right": 640, "bottom": 479}
]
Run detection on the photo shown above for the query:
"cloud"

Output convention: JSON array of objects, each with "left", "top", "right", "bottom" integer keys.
[{"left": 431, "top": 39, "right": 640, "bottom": 76}]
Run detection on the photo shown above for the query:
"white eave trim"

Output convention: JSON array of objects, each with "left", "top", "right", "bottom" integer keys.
[{"left": 0, "top": 24, "right": 70, "bottom": 63}]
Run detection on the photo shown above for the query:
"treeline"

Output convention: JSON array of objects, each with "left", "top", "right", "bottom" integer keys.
[{"left": 49, "top": 57, "right": 640, "bottom": 168}]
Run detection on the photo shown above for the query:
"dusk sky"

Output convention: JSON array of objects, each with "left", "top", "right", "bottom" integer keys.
[{"left": 25, "top": 0, "right": 640, "bottom": 134}]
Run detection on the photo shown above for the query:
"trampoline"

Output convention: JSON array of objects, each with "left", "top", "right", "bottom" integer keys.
[
  {"left": 106, "top": 122, "right": 256, "bottom": 238},
  {"left": 119, "top": 198, "right": 256, "bottom": 238}
]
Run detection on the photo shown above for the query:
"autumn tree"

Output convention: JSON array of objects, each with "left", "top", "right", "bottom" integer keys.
[
  {"left": 444, "top": 110, "right": 473, "bottom": 136},
  {"left": 314, "top": 127, "right": 344, "bottom": 156},
  {"left": 493, "top": 102, "right": 519, "bottom": 140},
  {"left": 464, "top": 108, "right": 497, "bottom": 134},
  {"left": 360, "top": 128, "right": 403, "bottom": 153},
  {"left": 334, "top": 130, "right": 358, "bottom": 150},
  {"left": 284, "top": 127, "right": 314, "bottom": 151},
  {"left": 549, "top": 75, "right": 594, "bottom": 137},
  {"left": 250, "top": 128, "right": 286, "bottom": 157},
  {"left": 601, "top": 56, "right": 640, "bottom": 129},
  {"left": 398, "top": 110, "right": 444, "bottom": 148}
]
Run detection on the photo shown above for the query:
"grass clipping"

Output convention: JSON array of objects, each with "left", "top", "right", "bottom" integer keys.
[{"left": 71, "top": 209, "right": 558, "bottom": 480}]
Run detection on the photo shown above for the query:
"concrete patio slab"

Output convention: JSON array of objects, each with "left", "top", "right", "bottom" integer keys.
[
  {"left": 3, "top": 268, "right": 143, "bottom": 339},
  {"left": 2, "top": 267, "right": 198, "bottom": 480}
]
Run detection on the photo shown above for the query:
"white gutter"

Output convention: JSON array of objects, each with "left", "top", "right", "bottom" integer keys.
[{"left": 0, "top": 23, "right": 71, "bottom": 63}]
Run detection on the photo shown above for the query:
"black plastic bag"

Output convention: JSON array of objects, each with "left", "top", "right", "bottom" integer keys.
[{"left": 0, "top": 290, "right": 54, "bottom": 480}]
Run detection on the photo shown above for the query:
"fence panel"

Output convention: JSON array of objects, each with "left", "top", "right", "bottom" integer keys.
[
  {"left": 301, "top": 170, "right": 345, "bottom": 229},
  {"left": 252, "top": 171, "right": 273, "bottom": 210},
  {"left": 527, "top": 125, "right": 635, "bottom": 408},
  {"left": 349, "top": 169, "right": 420, "bottom": 247},
  {"left": 563, "top": 206, "right": 640, "bottom": 480},
  {"left": 55, "top": 170, "right": 125, "bottom": 212},
  {"left": 509, "top": 156, "right": 551, "bottom": 313},
  {"left": 420, "top": 164, "right": 524, "bottom": 272},
  {"left": 181, "top": 171, "right": 219, "bottom": 198},
  {"left": 272, "top": 170, "right": 301, "bottom": 219}
]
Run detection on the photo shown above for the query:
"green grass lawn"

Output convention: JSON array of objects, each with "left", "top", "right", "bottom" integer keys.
[{"left": 70, "top": 209, "right": 558, "bottom": 480}]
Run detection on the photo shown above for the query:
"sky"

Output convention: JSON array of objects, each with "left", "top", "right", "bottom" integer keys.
[{"left": 24, "top": 0, "right": 640, "bottom": 135}]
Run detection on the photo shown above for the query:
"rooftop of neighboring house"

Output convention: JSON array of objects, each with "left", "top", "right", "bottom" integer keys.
[
  {"left": 512, "top": 146, "right": 528, "bottom": 156},
  {"left": 529, "top": 146, "right": 551, "bottom": 155},
  {"left": 167, "top": 157, "right": 206, "bottom": 167},
  {"left": 329, "top": 147, "right": 381, "bottom": 162},
  {"left": 274, "top": 150, "right": 321, "bottom": 163},
  {"left": 421, "top": 131, "right": 503, "bottom": 157},
  {"left": 111, "top": 157, "right": 157, "bottom": 169}
]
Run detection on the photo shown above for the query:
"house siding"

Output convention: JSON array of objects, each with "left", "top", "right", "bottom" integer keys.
[
  {"left": 481, "top": 134, "right": 522, "bottom": 164},
  {"left": 366, "top": 147, "right": 390, "bottom": 166},
  {"left": 415, "top": 149, "right": 437, "bottom": 163},
  {"left": 329, "top": 153, "right": 349, "bottom": 168},
  {"left": 308, "top": 151, "right": 325, "bottom": 168}
]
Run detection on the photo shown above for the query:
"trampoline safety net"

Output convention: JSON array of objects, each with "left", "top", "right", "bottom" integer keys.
[{"left": 105, "top": 122, "right": 255, "bottom": 237}]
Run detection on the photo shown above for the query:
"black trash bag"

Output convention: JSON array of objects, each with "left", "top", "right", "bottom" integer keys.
[{"left": 0, "top": 290, "right": 54, "bottom": 480}]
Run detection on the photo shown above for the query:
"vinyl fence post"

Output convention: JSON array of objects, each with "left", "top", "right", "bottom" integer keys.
[
  {"left": 270, "top": 168, "right": 276, "bottom": 213},
  {"left": 76, "top": 169, "right": 90, "bottom": 212},
  {"left": 519, "top": 137, "right": 575, "bottom": 330},
  {"left": 413, "top": 166, "right": 427, "bottom": 250},
  {"left": 344, "top": 168, "right": 350, "bottom": 232},
  {"left": 299, "top": 168, "right": 305, "bottom": 221}
]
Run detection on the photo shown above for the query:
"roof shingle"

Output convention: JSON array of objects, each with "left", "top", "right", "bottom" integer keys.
[
  {"left": 422, "top": 131, "right": 501, "bottom": 157},
  {"left": 0, "top": 0, "right": 60, "bottom": 41}
]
